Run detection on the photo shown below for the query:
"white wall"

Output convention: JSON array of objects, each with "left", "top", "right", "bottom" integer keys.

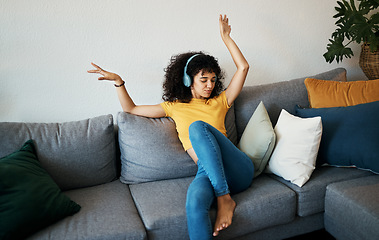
[{"left": 1, "top": 0, "right": 366, "bottom": 123}]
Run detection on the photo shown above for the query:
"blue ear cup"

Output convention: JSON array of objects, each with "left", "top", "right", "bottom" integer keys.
[
  {"left": 183, "top": 73, "right": 192, "bottom": 87},
  {"left": 183, "top": 54, "right": 200, "bottom": 87}
]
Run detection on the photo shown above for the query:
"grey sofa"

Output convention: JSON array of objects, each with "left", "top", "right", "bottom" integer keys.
[{"left": 1, "top": 67, "right": 378, "bottom": 240}]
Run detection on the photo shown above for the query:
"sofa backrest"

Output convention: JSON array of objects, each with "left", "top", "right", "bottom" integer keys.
[
  {"left": 0, "top": 114, "right": 117, "bottom": 191},
  {"left": 233, "top": 68, "right": 347, "bottom": 141}
]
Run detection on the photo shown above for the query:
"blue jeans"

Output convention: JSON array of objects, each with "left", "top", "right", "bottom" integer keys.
[{"left": 186, "top": 121, "right": 254, "bottom": 240}]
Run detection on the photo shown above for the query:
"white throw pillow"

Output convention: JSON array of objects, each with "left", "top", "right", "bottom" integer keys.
[
  {"left": 238, "top": 101, "right": 276, "bottom": 178},
  {"left": 266, "top": 109, "right": 322, "bottom": 187}
]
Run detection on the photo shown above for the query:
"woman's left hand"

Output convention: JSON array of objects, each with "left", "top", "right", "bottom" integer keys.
[{"left": 219, "top": 14, "right": 231, "bottom": 39}]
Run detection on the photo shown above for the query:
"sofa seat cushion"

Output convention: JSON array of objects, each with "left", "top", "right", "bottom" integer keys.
[
  {"left": 268, "top": 166, "right": 373, "bottom": 217},
  {"left": 27, "top": 180, "right": 147, "bottom": 240},
  {"left": 129, "top": 175, "right": 296, "bottom": 240},
  {"left": 0, "top": 115, "right": 117, "bottom": 191},
  {"left": 238, "top": 213, "right": 324, "bottom": 240},
  {"left": 325, "top": 175, "right": 379, "bottom": 240}
]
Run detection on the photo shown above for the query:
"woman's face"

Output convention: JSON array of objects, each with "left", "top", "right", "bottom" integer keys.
[{"left": 190, "top": 70, "right": 216, "bottom": 99}]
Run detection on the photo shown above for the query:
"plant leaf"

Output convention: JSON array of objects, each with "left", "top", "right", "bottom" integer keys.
[
  {"left": 360, "top": 0, "right": 379, "bottom": 11},
  {"left": 324, "top": 38, "right": 354, "bottom": 63},
  {"left": 325, "top": 0, "right": 379, "bottom": 63},
  {"left": 332, "top": 20, "right": 353, "bottom": 40},
  {"left": 369, "top": 12, "right": 379, "bottom": 24}
]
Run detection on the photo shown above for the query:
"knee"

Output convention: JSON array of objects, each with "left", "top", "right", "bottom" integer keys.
[
  {"left": 189, "top": 121, "right": 206, "bottom": 141},
  {"left": 186, "top": 179, "right": 213, "bottom": 214},
  {"left": 186, "top": 187, "right": 205, "bottom": 213},
  {"left": 186, "top": 193, "right": 202, "bottom": 214}
]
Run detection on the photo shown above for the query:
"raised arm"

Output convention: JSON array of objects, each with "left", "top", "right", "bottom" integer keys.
[
  {"left": 87, "top": 63, "right": 165, "bottom": 118},
  {"left": 219, "top": 15, "right": 250, "bottom": 106}
]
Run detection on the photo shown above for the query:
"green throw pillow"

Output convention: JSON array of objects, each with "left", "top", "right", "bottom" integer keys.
[
  {"left": 238, "top": 101, "right": 276, "bottom": 177},
  {"left": 0, "top": 140, "right": 81, "bottom": 240}
]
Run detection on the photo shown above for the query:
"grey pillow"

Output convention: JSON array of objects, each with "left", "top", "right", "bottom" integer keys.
[
  {"left": 0, "top": 115, "right": 117, "bottom": 190},
  {"left": 225, "top": 105, "right": 238, "bottom": 145},
  {"left": 117, "top": 112, "right": 198, "bottom": 184}
]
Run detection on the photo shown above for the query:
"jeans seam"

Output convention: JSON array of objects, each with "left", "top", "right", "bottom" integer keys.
[{"left": 197, "top": 122, "right": 229, "bottom": 197}]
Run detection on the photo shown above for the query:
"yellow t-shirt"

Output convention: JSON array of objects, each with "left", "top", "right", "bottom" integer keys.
[{"left": 160, "top": 91, "right": 231, "bottom": 151}]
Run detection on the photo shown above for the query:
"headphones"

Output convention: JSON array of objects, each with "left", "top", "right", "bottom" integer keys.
[
  {"left": 183, "top": 54, "right": 218, "bottom": 87},
  {"left": 183, "top": 54, "right": 200, "bottom": 87}
]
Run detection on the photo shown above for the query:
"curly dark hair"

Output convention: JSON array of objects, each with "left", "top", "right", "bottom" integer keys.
[{"left": 162, "top": 51, "right": 225, "bottom": 103}]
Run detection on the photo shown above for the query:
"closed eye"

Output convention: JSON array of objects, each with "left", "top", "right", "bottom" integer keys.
[
  {"left": 200, "top": 77, "right": 208, "bottom": 83},
  {"left": 200, "top": 75, "right": 216, "bottom": 83}
]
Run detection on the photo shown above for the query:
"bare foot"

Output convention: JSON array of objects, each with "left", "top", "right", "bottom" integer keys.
[{"left": 213, "top": 194, "right": 236, "bottom": 237}]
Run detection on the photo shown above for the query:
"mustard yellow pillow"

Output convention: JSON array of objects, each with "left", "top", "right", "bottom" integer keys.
[{"left": 304, "top": 78, "right": 379, "bottom": 108}]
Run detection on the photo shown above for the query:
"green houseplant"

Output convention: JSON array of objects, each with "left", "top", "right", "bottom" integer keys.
[{"left": 324, "top": 0, "right": 379, "bottom": 79}]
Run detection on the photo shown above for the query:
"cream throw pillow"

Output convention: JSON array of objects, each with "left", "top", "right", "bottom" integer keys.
[
  {"left": 238, "top": 101, "right": 276, "bottom": 178},
  {"left": 266, "top": 109, "right": 322, "bottom": 187}
]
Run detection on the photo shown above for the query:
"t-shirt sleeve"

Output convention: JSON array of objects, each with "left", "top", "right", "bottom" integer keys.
[
  {"left": 160, "top": 101, "right": 172, "bottom": 117},
  {"left": 220, "top": 91, "right": 231, "bottom": 109}
]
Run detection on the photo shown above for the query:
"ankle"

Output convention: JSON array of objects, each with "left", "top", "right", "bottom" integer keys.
[{"left": 217, "top": 194, "right": 235, "bottom": 205}]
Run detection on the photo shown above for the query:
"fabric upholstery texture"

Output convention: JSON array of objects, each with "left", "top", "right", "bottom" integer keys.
[
  {"left": 0, "top": 115, "right": 117, "bottom": 191},
  {"left": 325, "top": 175, "right": 379, "bottom": 240},
  {"left": 129, "top": 175, "right": 296, "bottom": 240},
  {"left": 117, "top": 106, "right": 238, "bottom": 184},
  {"left": 238, "top": 101, "right": 276, "bottom": 178},
  {"left": 0, "top": 140, "right": 81, "bottom": 240},
  {"left": 225, "top": 105, "right": 238, "bottom": 145},
  {"left": 117, "top": 112, "right": 198, "bottom": 184},
  {"left": 28, "top": 180, "right": 147, "bottom": 240},
  {"left": 296, "top": 101, "right": 379, "bottom": 173},
  {"left": 304, "top": 78, "right": 379, "bottom": 108},
  {"left": 239, "top": 213, "right": 324, "bottom": 240},
  {"left": 234, "top": 68, "right": 347, "bottom": 140},
  {"left": 266, "top": 109, "right": 322, "bottom": 187},
  {"left": 269, "top": 166, "right": 373, "bottom": 217}
]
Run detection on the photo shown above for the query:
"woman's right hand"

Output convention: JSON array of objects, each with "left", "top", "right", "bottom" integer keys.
[
  {"left": 87, "top": 62, "right": 165, "bottom": 118},
  {"left": 219, "top": 14, "right": 232, "bottom": 41},
  {"left": 87, "top": 62, "right": 124, "bottom": 85}
]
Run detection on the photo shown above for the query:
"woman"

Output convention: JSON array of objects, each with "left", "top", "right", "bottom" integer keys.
[{"left": 88, "top": 15, "right": 254, "bottom": 239}]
